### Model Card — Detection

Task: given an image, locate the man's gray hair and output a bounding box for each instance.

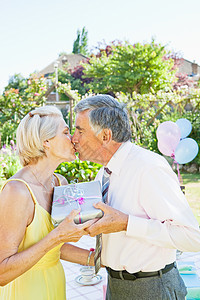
[74,94,132,143]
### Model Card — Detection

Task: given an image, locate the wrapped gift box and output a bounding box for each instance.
[51,180,103,226]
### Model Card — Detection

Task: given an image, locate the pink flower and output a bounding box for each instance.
[28,80,31,85]
[1,163,7,168]
[34,92,40,96]
[10,140,15,145]
[41,87,45,90]
[13,103,15,107]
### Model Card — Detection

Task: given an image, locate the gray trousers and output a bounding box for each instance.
[106,265,187,300]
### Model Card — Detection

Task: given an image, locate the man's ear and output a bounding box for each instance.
[102,129,112,144]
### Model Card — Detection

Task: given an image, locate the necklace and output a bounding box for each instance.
[28,166,54,193]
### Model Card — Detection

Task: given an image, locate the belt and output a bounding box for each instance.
[106,262,175,281]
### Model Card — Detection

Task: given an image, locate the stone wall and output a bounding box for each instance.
[179,163,200,174]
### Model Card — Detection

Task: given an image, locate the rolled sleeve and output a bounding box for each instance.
[126,164,200,252]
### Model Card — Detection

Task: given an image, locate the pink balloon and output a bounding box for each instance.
[156,121,181,156]
[157,141,174,156]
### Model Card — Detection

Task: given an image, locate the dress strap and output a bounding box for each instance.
[1,179,37,205]
[53,173,62,186]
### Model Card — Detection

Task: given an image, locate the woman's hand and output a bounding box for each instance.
[55,209,95,243]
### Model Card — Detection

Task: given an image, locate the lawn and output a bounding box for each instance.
[182,173,200,224]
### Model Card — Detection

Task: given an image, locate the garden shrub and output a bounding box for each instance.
[55,159,102,183]
[115,89,200,170]
[0,142,21,181]
[0,142,101,183]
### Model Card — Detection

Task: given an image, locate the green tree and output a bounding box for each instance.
[83,40,176,95]
[0,73,80,144]
[4,73,28,94]
[72,27,88,56]
[0,74,47,144]
[56,68,88,96]
[116,88,200,166]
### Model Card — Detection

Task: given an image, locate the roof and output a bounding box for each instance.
[38,54,200,79]
[38,53,88,77]
[178,58,200,76]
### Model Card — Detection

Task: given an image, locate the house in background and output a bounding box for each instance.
[38,54,200,104]
[38,53,87,78]
[178,59,200,80]
[38,53,87,103]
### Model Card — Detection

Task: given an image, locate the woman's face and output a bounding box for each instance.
[47,117,76,162]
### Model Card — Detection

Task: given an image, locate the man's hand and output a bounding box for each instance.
[85,202,128,237]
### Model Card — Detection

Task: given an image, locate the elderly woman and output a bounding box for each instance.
[0,106,94,300]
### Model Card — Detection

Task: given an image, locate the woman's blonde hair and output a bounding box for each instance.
[16,106,63,166]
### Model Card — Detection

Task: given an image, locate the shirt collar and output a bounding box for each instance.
[106,141,133,176]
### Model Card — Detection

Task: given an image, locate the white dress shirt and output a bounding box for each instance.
[95,141,200,273]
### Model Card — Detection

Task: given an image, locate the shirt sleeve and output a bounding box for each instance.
[126,164,200,252]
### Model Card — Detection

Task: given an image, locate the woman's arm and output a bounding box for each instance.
[0,181,89,286]
[60,243,95,266]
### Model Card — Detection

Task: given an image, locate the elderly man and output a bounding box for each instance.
[72,94,200,300]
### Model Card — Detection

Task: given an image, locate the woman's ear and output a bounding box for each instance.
[102,129,112,144]
[43,140,50,150]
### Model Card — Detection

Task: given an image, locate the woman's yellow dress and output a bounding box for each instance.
[0,178,66,300]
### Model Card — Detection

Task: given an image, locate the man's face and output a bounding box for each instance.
[72,110,105,163]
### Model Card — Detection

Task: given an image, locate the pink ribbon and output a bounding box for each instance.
[55,197,65,205]
[54,195,101,205]
[171,153,181,183]
[53,195,101,224]
[76,197,85,205]
[54,196,86,205]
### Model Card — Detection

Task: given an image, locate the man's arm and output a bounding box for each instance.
[87,166,200,253]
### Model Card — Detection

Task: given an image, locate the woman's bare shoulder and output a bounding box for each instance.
[1,179,28,193]
[0,179,33,208]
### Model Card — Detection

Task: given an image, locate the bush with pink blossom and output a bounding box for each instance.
[0,141,21,184]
